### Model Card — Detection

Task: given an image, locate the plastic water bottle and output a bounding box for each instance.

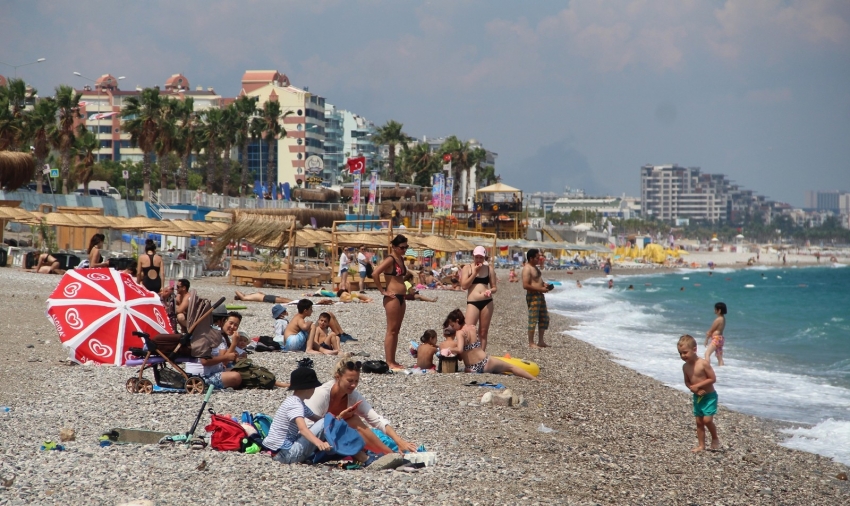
[1,407,10,418]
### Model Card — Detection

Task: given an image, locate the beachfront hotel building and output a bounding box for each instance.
[74,73,221,164]
[640,164,728,224]
[239,71,326,187]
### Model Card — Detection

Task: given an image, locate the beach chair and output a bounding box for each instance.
[124,292,226,394]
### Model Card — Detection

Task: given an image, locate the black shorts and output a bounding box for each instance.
[263,294,276,304]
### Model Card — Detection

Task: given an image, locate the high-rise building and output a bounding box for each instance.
[640,164,728,223]
[323,103,344,183]
[804,190,845,212]
[341,110,377,169]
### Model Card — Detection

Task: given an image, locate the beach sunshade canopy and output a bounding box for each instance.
[210,214,296,258]
[421,235,461,252]
[204,210,233,223]
[46,268,174,366]
[476,183,521,193]
[0,206,33,221]
[44,213,90,228]
[335,231,390,248]
[0,151,36,191]
[116,216,161,230]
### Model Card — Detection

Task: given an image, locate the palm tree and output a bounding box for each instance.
[438,136,486,208]
[73,129,99,193]
[399,143,438,186]
[24,97,58,193]
[373,120,409,181]
[259,100,291,196]
[0,78,35,151]
[51,85,83,194]
[173,97,196,191]
[198,107,227,193]
[121,87,163,201]
[155,97,179,192]
[233,96,258,196]
[218,104,239,197]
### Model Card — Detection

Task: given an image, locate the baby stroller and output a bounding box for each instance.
[125,292,226,394]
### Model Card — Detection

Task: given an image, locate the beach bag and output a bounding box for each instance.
[231,358,277,389]
[252,413,273,439]
[362,360,390,374]
[255,336,282,352]
[311,413,365,464]
[364,262,374,279]
[205,412,247,452]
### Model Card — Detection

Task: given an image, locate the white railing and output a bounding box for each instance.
[158,189,347,211]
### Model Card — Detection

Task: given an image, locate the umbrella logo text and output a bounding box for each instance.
[123,278,148,298]
[65,309,84,330]
[88,339,113,358]
[86,273,111,282]
[49,314,66,338]
[63,282,82,298]
[153,308,166,328]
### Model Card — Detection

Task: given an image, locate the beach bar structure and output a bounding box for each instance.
[452,183,525,240]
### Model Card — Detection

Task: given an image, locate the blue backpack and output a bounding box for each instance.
[252,413,273,439]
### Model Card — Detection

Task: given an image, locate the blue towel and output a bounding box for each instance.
[339,333,357,343]
[311,413,365,464]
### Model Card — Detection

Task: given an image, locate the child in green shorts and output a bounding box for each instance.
[677,334,721,452]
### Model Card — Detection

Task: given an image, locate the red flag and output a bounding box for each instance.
[346,156,366,175]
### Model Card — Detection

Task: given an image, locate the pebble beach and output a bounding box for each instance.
[1,267,848,505]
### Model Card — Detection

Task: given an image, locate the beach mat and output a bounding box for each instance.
[226,304,248,310]
[102,428,172,445]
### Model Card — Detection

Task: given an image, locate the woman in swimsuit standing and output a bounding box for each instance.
[371,234,409,370]
[460,245,497,351]
[137,239,164,294]
[442,309,538,380]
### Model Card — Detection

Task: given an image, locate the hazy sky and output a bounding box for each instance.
[3,0,849,206]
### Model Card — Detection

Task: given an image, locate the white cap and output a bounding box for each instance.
[473,246,486,257]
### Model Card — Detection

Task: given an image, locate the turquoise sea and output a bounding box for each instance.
[547,264,850,465]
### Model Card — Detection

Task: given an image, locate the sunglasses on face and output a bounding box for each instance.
[345,361,362,371]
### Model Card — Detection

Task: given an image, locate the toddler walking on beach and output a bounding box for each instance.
[678,334,720,452]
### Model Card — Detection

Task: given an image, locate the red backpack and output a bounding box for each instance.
[204,412,247,451]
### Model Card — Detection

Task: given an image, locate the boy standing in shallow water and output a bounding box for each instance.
[704,302,727,366]
[678,334,720,452]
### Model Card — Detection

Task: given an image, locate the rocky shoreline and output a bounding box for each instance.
[0,267,848,505]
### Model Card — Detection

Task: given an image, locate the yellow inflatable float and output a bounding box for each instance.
[496,353,541,377]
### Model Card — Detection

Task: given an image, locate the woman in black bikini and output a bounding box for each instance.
[460,245,497,351]
[137,239,164,294]
[371,234,409,370]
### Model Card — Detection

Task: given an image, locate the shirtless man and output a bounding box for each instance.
[234,290,293,304]
[306,312,341,355]
[175,278,191,332]
[282,299,313,352]
[704,302,727,366]
[522,248,553,348]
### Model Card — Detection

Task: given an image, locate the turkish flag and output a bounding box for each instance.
[346,156,366,174]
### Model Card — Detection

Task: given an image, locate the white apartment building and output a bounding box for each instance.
[640,164,727,223]
[240,71,326,187]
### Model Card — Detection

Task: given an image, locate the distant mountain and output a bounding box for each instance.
[500,140,611,195]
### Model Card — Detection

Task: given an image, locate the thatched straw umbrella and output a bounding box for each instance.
[0,152,36,191]
[210,214,296,260]
[233,208,344,229]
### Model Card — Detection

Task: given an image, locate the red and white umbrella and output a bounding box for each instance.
[46,268,174,366]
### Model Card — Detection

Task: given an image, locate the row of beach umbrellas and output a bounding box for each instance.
[0,208,226,238]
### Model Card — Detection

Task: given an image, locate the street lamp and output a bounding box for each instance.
[0,57,46,78]
[74,72,125,161]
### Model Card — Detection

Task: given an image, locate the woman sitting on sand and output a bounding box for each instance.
[305,356,419,455]
[442,309,539,381]
[79,233,109,269]
[32,253,64,274]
